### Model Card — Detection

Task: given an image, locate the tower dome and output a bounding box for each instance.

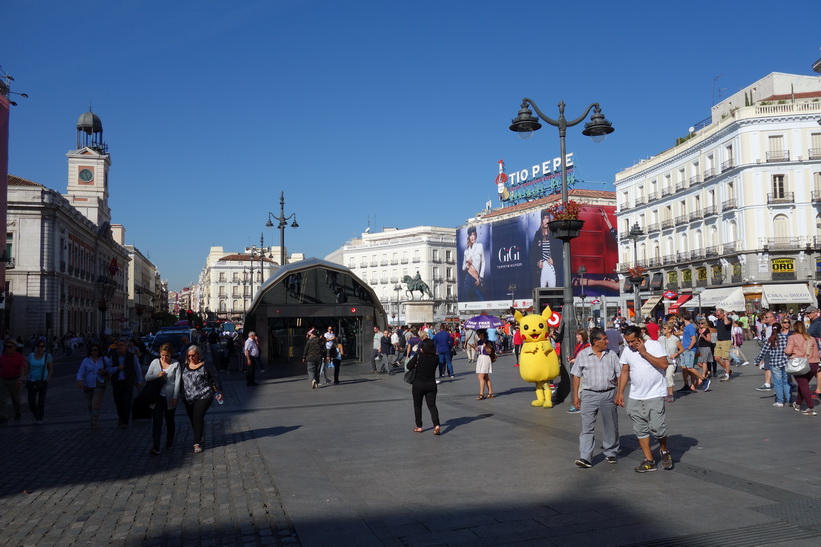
[76,111,103,134]
[75,109,107,152]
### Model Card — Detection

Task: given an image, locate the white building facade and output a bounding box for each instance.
[198,246,279,321]
[327,226,458,324]
[615,72,821,315]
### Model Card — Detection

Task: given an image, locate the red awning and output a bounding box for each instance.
[668,294,693,313]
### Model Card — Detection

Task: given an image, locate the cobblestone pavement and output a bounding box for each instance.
[3,343,821,546]
[0,367,299,546]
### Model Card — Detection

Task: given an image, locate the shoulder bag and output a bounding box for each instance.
[404,354,418,384]
[786,337,812,375]
[25,353,48,390]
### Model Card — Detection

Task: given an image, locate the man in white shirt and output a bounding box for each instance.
[615,325,673,473]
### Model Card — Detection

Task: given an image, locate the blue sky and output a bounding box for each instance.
[5,0,820,291]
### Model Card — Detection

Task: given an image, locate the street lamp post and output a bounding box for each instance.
[394,283,403,326]
[509,99,614,367]
[629,222,644,324]
[265,191,299,267]
[507,284,517,311]
[577,265,587,327]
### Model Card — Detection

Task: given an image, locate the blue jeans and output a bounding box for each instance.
[438,351,454,377]
[771,366,790,404]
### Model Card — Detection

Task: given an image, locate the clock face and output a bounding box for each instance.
[79,168,94,182]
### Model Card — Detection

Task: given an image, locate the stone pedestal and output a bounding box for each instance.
[404,301,436,325]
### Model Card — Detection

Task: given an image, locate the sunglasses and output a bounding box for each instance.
[187,354,199,358]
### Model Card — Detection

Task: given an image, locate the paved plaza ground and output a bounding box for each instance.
[1,340,820,546]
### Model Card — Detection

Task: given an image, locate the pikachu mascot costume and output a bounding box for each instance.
[514,306,561,408]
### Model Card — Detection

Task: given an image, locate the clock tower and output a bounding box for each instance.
[65,110,111,226]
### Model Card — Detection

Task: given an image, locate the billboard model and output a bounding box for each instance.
[457,205,618,312]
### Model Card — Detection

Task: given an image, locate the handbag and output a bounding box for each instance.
[139,376,167,404]
[786,338,812,375]
[404,354,418,384]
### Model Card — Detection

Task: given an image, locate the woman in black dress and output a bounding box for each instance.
[407,338,441,435]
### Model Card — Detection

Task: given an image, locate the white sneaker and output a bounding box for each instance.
[773,402,784,408]
[311,379,317,389]
[741,361,749,366]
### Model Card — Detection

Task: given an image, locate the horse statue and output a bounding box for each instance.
[402,273,433,300]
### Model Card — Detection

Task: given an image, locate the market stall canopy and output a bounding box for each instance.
[697,287,745,312]
[668,294,692,313]
[761,284,815,307]
[640,295,663,316]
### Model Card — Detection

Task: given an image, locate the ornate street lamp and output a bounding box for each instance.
[265,191,299,267]
[577,265,587,326]
[509,99,614,366]
[628,222,645,323]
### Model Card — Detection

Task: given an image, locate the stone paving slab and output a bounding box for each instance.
[2,340,820,546]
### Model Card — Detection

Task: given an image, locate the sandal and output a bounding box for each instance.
[476,394,487,400]
[193,444,203,454]
[433,426,441,436]
[487,393,495,399]
[413,427,423,433]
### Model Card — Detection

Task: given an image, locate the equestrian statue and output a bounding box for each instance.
[402,272,433,300]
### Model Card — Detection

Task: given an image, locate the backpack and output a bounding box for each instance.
[397,332,406,349]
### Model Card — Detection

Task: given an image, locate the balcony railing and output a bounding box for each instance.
[767,192,794,204]
[647,191,659,202]
[689,210,703,221]
[721,159,735,172]
[661,187,672,197]
[431,258,442,264]
[359,261,368,268]
[675,215,688,226]
[689,174,702,185]
[647,223,660,233]
[369,278,378,285]
[762,237,801,250]
[412,257,421,263]
[705,245,720,258]
[676,251,690,262]
[703,204,717,216]
[380,260,388,266]
[809,148,821,160]
[379,277,388,284]
[620,201,631,211]
[723,241,738,254]
[648,257,662,267]
[400,258,409,264]
[663,254,675,265]
[370,261,378,267]
[675,181,688,192]
[722,198,737,211]
[634,196,646,206]
[390,259,398,265]
[390,277,399,283]
[812,190,821,202]
[766,150,790,162]
[661,219,674,229]
[814,236,821,249]
[703,167,716,181]
[691,249,705,260]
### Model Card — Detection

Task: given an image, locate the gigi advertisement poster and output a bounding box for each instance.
[457,205,619,310]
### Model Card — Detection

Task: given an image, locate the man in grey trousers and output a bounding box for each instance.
[571,328,621,468]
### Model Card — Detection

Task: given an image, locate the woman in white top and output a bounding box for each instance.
[461,226,485,301]
[145,343,182,455]
[662,323,684,402]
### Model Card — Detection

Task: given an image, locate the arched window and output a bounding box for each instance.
[232,299,239,311]
[694,229,703,251]
[219,300,226,312]
[710,226,719,247]
[773,214,789,239]
[666,237,674,256]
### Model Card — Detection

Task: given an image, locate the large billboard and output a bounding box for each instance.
[457,205,619,312]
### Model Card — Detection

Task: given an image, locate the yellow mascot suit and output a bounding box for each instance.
[515,306,561,408]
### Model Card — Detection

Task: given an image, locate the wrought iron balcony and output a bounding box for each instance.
[767,192,794,204]
[661,187,672,197]
[722,198,737,211]
[703,167,716,181]
[762,237,801,250]
[675,215,688,226]
[689,210,703,221]
[812,191,821,203]
[647,191,659,202]
[620,201,631,211]
[676,251,691,262]
[703,205,717,216]
[647,223,660,233]
[691,249,705,260]
[810,148,821,160]
[663,254,675,265]
[766,150,790,162]
[705,246,720,258]
[634,196,646,206]
[723,241,738,254]
[721,159,735,172]
[689,174,702,185]
[390,259,398,265]
[648,257,662,267]
[661,219,674,229]
[675,181,688,192]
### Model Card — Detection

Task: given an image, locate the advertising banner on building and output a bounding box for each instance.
[457,205,618,312]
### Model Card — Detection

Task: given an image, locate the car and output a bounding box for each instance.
[149,329,197,359]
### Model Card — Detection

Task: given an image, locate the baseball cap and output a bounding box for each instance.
[805,306,818,314]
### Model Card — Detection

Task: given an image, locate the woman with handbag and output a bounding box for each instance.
[76,344,115,429]
[145,344,182,455]
[406,338,441,435]
[181,345,222,453]
[784,320,818,415]
[754,318,792,407]
[23,340,53,424]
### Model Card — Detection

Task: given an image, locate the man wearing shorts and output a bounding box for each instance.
[616,325,673,473]
[678,312,710,392]
[714,308,733,381]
